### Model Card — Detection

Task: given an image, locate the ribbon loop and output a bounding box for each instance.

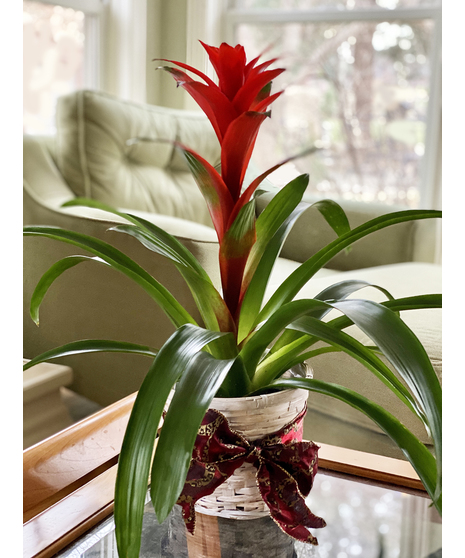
[176,405,326,544]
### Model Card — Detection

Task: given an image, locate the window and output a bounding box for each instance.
[224,0,442,209]
[23,0,102,135]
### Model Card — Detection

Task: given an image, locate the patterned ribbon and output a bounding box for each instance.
[176,405,326,545]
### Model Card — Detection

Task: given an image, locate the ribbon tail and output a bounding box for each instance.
[256,459,326,545]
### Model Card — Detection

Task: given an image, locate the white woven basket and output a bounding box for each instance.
[194,379,310,520]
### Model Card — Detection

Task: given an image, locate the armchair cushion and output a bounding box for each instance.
[54,90,220,227]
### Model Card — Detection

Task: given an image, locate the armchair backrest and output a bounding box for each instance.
[54,90,221,227]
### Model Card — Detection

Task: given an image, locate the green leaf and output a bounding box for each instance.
[239,203,351,342]
[269,377,440,514]
[331,299,442,499]
[63,198,211,281]
[23,340,158,370]
[237,199,310,343]
[24,226,196,328]
[114,324,229,558]
[110,225,235,333]
[223,200,256,250]
[258,209,441,324]
[215,354,252,397]
[287,316,427,424]
[268,279,396,356]
[242,174,309,287]
[311,199,351,238]
[29,255,108,325]
[151,351,236,522]
[240,299,327,379]
[250,309,426,428]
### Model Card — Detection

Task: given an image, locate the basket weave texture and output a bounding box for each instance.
[194,387,309,520]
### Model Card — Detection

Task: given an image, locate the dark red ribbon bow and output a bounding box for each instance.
[176,405,326,545]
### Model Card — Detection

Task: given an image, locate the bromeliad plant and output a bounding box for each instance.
[24,42,442,556]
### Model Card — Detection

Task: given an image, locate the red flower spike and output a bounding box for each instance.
[221,111,270,202]
[178,144,234,241]
[252,89,284,113]
[163,41,286,319]
[161,67,237,142]
[247,58,280,80]
[219,231,256,321]
[219,201,257,320]
[232,68,285,114]
[154,58,218,88]
[200,42,247,101]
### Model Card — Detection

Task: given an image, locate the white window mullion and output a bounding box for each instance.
[84,14,101,89]
[102,0,147,103]
[419,11,442,210]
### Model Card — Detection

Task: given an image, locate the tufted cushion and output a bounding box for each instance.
[55,90,220,227]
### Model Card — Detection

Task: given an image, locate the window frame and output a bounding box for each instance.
[221,2,442,209]
[24,0,104,91]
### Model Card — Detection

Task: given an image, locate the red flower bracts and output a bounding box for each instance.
[158,42,285,320]
[176,407,326,545]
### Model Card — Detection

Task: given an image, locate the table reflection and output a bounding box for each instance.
[55,473,441,558]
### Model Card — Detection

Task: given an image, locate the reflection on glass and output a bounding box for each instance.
[55,474,441,557]
[23,1,85,135]
[235,19,434,207]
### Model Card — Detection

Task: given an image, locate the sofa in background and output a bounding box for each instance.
[24,90,441,459]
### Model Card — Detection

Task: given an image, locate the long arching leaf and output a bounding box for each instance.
[331,298,442,499]
[268,279,396,356]
[63,197,212,282]
[24,226,196,328]
[110,225,235,333]
[269,377,440,514]
[237,200,311,342]
[114,324,230,558]
[258,209,441,324]
[239,198,352,341]
[253,315,426,426]
[23,340,158,370]
[29,255,108,325]
[240,299,328,377]
[151,351,236,522]
[241,174,309,295]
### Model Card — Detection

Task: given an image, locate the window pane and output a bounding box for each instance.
[237,19,435,207]
[23,1,86,134]
[232,0,441,9]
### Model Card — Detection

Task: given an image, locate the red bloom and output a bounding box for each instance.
[159,42,285,322]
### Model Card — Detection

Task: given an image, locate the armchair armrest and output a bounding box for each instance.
[23,135,76,213]
[256,190,439,270]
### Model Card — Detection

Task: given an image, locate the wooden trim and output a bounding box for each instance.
[23,392,136,523]
[23,397,427,558]
[23,465,117,558]
[316,442,425,494]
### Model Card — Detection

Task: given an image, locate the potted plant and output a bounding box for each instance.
[24,42,441,557]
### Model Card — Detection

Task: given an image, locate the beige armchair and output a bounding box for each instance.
[24,90,441,459]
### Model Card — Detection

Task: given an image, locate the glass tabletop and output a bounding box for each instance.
[54,470,441,558]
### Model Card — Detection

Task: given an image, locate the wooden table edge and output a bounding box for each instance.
[23,397,427,557]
